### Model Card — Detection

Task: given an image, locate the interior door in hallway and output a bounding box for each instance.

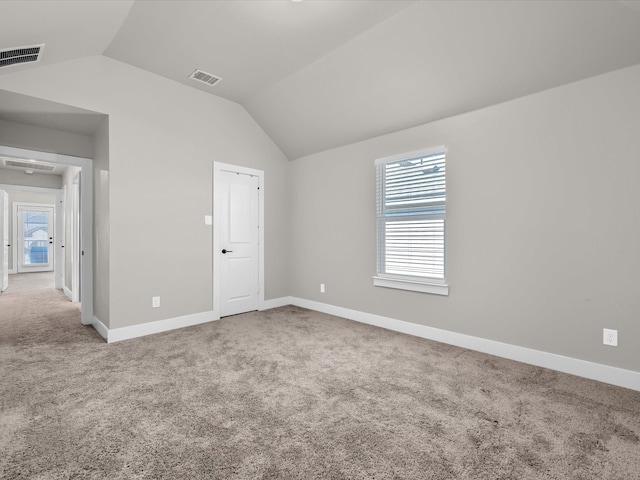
[17,205,55,273]
[218,170,260,317]
[0,190,8,292]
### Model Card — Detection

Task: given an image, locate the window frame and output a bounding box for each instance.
[373,146,449,296]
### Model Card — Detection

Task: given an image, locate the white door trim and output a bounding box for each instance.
[0,189,8,292]
[0,184,62,275]
[213,162,264,320]
[55,188,65,290]
[0,145,93,325]
[71,173,80,303]
[13,202,56,273]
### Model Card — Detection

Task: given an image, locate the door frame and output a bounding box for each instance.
[212,161,264,320]
[13,202,56,273]
[55,187,65,290]
[71,172,80,303]
[0,185,61,276]
[0,189,8,292]
[0,145,93,325]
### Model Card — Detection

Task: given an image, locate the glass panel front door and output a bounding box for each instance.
[17,205,55,273]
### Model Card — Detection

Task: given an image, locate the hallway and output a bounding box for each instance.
[1,271,55,295]
[0,272,85,345]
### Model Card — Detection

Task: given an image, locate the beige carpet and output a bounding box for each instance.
[2,271,55,294]
[1,284,639,479]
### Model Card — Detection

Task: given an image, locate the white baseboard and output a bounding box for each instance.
[100,310,219,343]
[91,316,109,341]
[97,300,290,344]
[282,297,640,392]
[261,296,293,310]
[87,296,639,391]
[63,286,73,301]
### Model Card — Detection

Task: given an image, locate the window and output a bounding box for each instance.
[374,146,448,295]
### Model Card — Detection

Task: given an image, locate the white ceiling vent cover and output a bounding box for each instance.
[189,69,222,87]
[0,44,45,68]
[3,159,55,171]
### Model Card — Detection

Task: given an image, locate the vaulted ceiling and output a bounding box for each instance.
[2,0,640,160]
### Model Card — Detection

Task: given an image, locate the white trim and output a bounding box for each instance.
[71,174,80,303]
[63,286,73,301]
[0,184,62,194]
[375,145,446,166]
[13,202,56,274]
[97,310,218,343]
[373,276,449,295]
[86,294,640,391]
[212,161,265,319]
[0,189,7,291]
[0,145,93,325]
[261,296,293,310]
[91,316,109,341]
[55,187,65,290]
[1,185,63,275]
[92,302,293,342]
[286,297,640,392]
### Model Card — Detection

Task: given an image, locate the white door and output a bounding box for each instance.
[0,190,8,292]
[17,205,55,273]
[217,169,260,317]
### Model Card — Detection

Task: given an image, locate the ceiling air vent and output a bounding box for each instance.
[0,44,44,68]
[4,159,56,172]
[189,69,222,87]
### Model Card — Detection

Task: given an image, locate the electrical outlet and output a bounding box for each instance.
[603,328,618,347]
[320,283,325,293]
[152,296,161,308]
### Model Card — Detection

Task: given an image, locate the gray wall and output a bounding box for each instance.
[1,53,636,376]
[289,64,640,373]
[0,167,62,189]
[0,118,94,159]
[0,55,290,329]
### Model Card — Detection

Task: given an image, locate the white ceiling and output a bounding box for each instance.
[1,0,640,159]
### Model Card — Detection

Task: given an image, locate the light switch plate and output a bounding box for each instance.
[205,215,212,225]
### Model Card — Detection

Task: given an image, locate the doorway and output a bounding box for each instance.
[15,203,55,273]
[213,162,264,318]
[0,145,93,325]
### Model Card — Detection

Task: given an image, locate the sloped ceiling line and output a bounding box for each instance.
[1,0,640,159]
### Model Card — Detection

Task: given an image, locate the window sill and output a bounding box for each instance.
[373,276,449,296]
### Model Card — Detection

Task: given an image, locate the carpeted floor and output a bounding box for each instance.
[1,281,639,479]
[2,271,55,294]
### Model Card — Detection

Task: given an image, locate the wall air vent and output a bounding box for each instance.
[0,44,45,68]
[189,69,222,87]
[3,159,56,172]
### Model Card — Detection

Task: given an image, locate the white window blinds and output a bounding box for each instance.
[376,147,446,283]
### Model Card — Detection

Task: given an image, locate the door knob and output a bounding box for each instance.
[221,249,233,254]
